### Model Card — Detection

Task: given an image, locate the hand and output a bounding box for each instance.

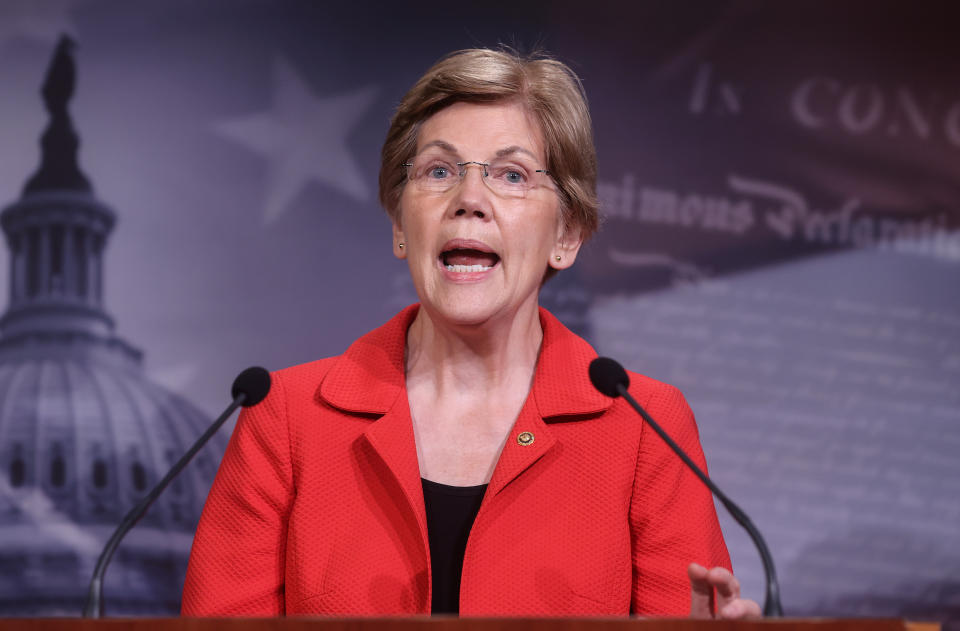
[688,563,762,620]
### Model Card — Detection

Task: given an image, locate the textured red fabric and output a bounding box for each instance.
[181,305,730,617]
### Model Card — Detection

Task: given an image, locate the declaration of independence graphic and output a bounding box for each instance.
[0,1,956,625]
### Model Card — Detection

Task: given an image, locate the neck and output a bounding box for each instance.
[405,300,543,398]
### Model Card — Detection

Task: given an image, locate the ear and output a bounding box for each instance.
[549,224,583,271]
[392,220,407,259]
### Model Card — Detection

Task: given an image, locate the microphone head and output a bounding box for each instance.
[231,366,271,407]
[589,357,630,398]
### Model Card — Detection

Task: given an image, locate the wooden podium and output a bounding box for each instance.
[0,619,941,631]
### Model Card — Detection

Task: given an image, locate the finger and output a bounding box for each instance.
[719,599,744,619]
[707,566,740,602]
[687,562,709,582]
[687,563,714,618]
[720,598,763,620]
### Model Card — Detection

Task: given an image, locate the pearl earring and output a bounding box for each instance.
[398,243,404,249]
[555,255,561,261]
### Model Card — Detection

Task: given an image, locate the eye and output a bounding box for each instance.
[418,159,456,180]
[491,163,530,186]
[504,169,525,184]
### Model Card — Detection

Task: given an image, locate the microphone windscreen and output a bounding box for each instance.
[589,357,630,398]
[231,366,271,407]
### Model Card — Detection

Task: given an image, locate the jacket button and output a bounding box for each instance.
[517,431,535,446]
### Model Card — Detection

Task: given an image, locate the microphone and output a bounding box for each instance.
[82,366,272,618]
[589,357,783,617]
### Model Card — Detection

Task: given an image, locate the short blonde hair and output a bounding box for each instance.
[379,48,598,241]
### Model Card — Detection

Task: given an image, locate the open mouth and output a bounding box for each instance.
[440,248,501,273]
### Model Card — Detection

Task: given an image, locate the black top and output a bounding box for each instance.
[421,477,487,615]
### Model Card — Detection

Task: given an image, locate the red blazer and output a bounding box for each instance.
[182,305,730,616]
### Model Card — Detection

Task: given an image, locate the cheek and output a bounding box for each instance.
[517,205,563,254]
[403,223,436,268]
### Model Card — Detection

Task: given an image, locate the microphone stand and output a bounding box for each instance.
[616,382,783,617]
[82,393,247,618]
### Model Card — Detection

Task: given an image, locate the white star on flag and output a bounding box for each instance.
[215,56,378,223]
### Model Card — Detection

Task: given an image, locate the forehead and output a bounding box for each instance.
[416,100,545,160]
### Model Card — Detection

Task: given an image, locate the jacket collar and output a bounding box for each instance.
[319,304,611,419]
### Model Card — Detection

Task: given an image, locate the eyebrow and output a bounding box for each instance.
[494,145,540,161]
[417,141,541,162]
[419,140,459,155]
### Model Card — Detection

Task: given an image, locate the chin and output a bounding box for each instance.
[412,272,539,329]
[431,301,497,327]
[422,289,541,332]
[418,293,504,329]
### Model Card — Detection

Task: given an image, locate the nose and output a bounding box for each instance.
[450,162,491,220]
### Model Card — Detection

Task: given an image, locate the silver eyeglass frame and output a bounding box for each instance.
[400,160,551,186]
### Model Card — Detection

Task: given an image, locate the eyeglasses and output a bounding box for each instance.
[402,152,552,198]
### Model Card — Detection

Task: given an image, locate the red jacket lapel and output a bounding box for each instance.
[314,303,615,569]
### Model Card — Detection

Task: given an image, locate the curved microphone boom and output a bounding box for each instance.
[82,366,271,618]
[589,357,783,617]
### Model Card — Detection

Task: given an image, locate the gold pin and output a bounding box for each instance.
[517,431,535,446]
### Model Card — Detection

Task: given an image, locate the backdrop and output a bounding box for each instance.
[0,0,957,624]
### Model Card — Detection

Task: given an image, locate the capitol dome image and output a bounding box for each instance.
[0,37,226,615]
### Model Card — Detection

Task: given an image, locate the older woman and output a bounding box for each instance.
[182,48,759,619]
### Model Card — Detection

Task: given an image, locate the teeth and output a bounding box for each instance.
[446,264,491,273]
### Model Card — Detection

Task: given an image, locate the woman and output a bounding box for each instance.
[182,48,760,619]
